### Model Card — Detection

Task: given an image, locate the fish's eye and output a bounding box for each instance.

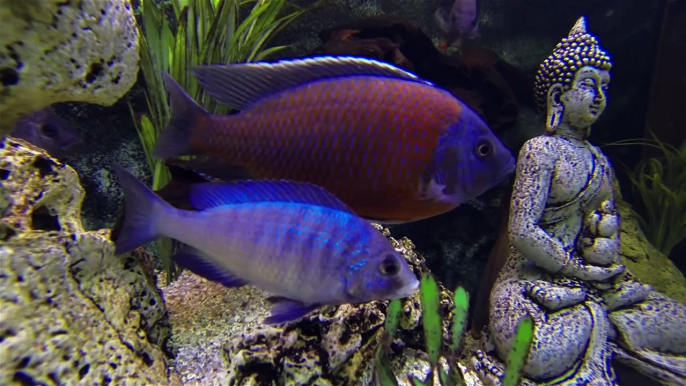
[378,254,400,276]
[476,140,492,158]
[40,123,59,138]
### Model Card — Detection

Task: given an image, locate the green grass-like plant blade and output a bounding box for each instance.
[409,375,428,386]
[372,299,403,386]
[450,286,469,354]
[503,315,534,386]
[603,133,686,256]
[419,273,442,368]
[373,346,400,386]
[385,299,402,340]
[439,367,453,386]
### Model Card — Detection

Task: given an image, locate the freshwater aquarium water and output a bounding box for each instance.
[0,0,684,385]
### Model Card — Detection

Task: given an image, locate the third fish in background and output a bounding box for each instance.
[434,0,480,49]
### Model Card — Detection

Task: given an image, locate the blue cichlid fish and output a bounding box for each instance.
[153,56,515,224]
[434,0,480,48]
[112,163,420,324]
[11,107,83,159]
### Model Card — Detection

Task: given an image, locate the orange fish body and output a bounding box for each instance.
[155,57,515,223]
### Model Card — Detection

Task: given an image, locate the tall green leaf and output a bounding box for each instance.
[503,315,534,386]
[420,273,443,367]
[450,287,469,354]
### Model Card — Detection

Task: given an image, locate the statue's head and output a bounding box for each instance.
[534,17,613,134]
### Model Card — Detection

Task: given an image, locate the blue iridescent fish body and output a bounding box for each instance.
[112,164,419,324]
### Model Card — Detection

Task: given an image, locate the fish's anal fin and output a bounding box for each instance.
[173,246,248,288]
[189,180,355,215]
[192,56,432,111]
[263,298,321,325]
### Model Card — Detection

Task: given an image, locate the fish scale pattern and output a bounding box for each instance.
[200,76,463,221]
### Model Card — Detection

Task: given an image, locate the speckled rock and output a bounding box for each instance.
[225,302,386,386]
[221,226,479,385]
[0,0,139,135]
[397,356,483,386]
[0,138,84,235]
[162,271,272,385]
[618,199,686,304]
[162,225,481,385]
[0,137,177,385]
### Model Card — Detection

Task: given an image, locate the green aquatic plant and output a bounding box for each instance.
[130,0,315,281]
[373,273,468,386]
[373,273,532,385]
[604,134,686,256]
[503,315,533,386]
[374,297,402,385]
[133,0,314,187]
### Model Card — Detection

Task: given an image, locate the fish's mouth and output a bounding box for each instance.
[396,279,420,298]
[497,158,517,180]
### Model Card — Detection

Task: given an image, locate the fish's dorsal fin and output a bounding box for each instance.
[188,179,356,214]
[192,56,432,110]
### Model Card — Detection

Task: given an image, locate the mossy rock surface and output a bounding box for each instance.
[618,200,686,304]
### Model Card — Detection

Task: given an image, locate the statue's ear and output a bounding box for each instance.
[546,84,564,133]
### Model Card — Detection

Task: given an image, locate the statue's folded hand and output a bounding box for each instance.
[562,260,625,282]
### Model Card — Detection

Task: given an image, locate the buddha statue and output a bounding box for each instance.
[469,17,686,385]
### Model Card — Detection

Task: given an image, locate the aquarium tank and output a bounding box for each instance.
[1,0,685,385]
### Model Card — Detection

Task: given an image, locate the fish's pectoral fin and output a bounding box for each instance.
[173,246,248,288]
[433,7,451,34]
[263,298,320,325]
[265,296,291,304]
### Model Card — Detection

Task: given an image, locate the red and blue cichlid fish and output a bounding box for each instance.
[154,56,515,223]
[112,164,419,324]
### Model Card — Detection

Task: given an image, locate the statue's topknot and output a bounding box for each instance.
[534,17,613,112]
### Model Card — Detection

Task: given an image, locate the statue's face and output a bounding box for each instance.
[560,66,610,128]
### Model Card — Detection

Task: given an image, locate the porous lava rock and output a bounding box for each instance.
[222,226,480,385]
[0,0,139,136]
[0,137,177,385]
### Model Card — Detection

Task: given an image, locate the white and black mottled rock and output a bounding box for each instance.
[219,228,481,386]
[0,137,178,385]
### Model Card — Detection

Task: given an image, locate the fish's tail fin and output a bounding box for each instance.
[112,163,173,255]
[153,72,209,159]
